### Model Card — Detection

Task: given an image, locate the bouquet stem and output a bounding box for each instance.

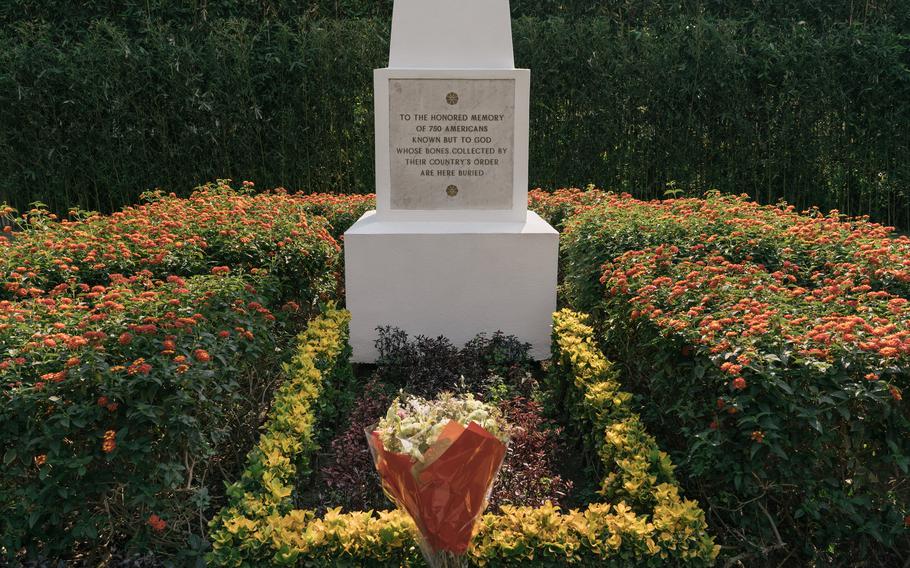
[420,544,467,568]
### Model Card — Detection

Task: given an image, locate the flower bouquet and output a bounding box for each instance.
[367,393,509,568]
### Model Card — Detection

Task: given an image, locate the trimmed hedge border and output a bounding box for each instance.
[0,271,284,559]
[559,190,910,563]
[206,308,718,567]
[0,184,348,560]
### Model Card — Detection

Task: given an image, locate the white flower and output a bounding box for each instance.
[375,392,509,462]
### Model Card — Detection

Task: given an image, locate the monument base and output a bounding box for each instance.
[344,211,558,362]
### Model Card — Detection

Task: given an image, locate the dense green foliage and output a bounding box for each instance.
[1,4,909,227]
[558,191,910,564]
[2,1,906,28]
[0,185,342,561]
[5,185,908,563]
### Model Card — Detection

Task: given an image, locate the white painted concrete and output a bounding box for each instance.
[345,211,558,362]
[344,0,558,362]
[389,0,514,69]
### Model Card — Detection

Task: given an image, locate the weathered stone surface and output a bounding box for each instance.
[389,78,515,210]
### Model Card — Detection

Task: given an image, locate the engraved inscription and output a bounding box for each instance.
[389,79,515,210]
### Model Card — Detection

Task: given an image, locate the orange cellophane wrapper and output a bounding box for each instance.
[368,420,507,556]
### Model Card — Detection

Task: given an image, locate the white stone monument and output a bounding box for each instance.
[344,0,558,362]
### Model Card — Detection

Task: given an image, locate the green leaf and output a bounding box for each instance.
[3,448,16,465]
[771,377,793,395]
[770,444,788,460]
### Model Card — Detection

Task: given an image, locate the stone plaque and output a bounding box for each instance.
[389,78,515,210]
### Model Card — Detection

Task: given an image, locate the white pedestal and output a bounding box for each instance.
[344,211,558,362]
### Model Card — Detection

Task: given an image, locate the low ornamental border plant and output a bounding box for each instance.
[206,309,718,567]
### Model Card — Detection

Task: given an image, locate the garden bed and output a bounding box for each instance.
[207,308,718,566]
[0,183,347,563]
[558,190,910,564]
[294,334,588,518]
[6,184,907,565]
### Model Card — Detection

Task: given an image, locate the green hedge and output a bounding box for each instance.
[560,192,910,565]
[0,184,343,561]
[2,1,906,28]
[1,16,909,228]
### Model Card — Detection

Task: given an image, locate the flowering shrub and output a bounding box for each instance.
[561,192,910,563]
[0,180,342,307]
[0,270,281,560]
[561,192,910,319]
[0,183,350,562]
[208,309,718,566]
[290,192,375,240]
[527,187,610,231]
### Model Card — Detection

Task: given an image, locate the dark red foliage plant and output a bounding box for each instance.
[488,397,573,511]
[320,388,574,514]
[320,379,394,512]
